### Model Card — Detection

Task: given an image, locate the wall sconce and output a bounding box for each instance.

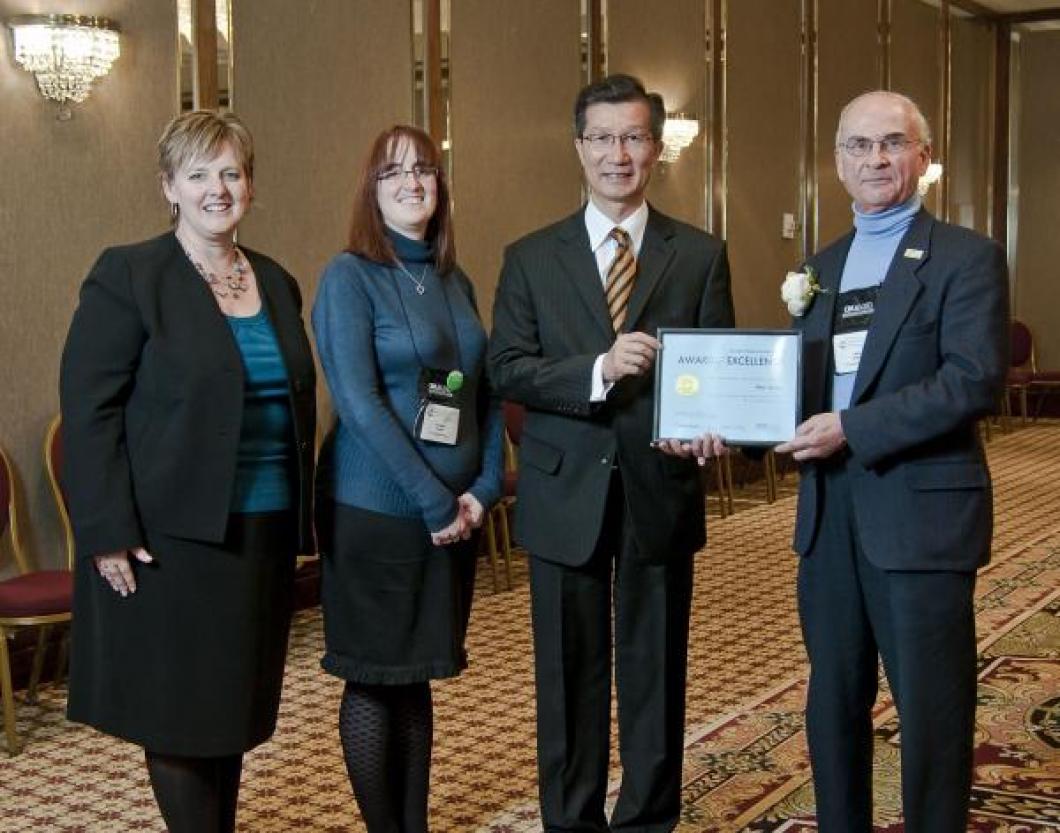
[660,113,699,163]
[918,162,943,196]
[5,14,121,120]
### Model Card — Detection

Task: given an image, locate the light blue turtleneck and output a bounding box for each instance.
[832,195,921,411]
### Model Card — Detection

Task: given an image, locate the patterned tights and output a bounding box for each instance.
[339,681,433,833]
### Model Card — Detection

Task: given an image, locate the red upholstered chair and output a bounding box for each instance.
[483,402,524,592]
[1006,320,1060,424]
[0,418,74,755]
[1005,320,1035,426]
[1022,325,1060,419]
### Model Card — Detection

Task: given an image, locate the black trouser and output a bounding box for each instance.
[530,471,695,833]
[798,463,977,833]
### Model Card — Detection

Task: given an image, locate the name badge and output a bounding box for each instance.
[419,403,460,445]
[833,330,867,375]
[832,284,879,376]
[415,366,464,446]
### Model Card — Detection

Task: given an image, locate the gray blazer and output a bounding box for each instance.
[792,209,1009,570]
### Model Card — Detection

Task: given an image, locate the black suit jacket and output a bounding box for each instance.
[792,210,1008,570]
[60,232,316,558]
[488,206,734,566]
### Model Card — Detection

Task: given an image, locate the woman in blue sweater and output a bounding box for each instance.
[313,125,503,832]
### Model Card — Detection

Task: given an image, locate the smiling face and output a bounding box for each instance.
[375,137,438,240]
[575,100,661,222]
[162,140,252,245]
[835,93,931,213]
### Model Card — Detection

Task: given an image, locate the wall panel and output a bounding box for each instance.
[725,0,802,327]
[1014,30,1060,367]
[233,0,413,302]
[608,0,707,227]
[891,0,941,213]
[948,16,993,233]
[449,0,582,324]
[0,0,177,572]
[816,0,880,246]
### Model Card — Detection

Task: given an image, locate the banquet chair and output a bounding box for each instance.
[1006,319,1060,424]
[0,419,74,755]
[483,402,523,592]
[1022,325,1060,419]
[710,453,735,517]
[1006,320,1035,426]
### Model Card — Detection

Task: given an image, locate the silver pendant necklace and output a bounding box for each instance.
[179,238,249,299]
[395,261,429,295]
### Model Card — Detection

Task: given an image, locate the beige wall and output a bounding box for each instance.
[949,16,993,233]
[817,0,879,246]
[891,0,942,216]
[725,0,803,327]
[449,0,582,324]
[233,0,413,303]
[608,0,707,227]
[1014,30,1060,368]
[0,0,177,574]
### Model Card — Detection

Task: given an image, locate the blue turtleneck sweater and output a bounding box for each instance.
[312,230,503,531]
[832,196,921,411]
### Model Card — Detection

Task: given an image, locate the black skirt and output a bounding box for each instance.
[317,500,477,684]
[67,512,297,757]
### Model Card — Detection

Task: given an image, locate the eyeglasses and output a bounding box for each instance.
[579,132,655,152]
[376,164,439,183]
[837,134,921,157]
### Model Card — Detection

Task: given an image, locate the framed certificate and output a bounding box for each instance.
[653,329,802,446]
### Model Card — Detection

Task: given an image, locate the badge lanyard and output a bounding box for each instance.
[392,263,467,446]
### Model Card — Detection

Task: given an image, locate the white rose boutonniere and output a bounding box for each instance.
[781,266,826,317]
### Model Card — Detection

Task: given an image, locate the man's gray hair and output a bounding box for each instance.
[835,91,933,147]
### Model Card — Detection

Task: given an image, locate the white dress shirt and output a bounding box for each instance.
[586,199,649,401]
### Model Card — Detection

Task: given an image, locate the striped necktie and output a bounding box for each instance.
[605,227,636,333]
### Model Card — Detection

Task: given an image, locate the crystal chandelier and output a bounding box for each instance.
[6,15,121,120]
[661,114,700,164]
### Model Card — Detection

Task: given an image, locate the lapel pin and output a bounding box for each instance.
[903,248,924,260]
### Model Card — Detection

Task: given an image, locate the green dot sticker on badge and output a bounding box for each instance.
[446,370,464,392]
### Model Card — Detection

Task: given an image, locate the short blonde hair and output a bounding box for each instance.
[157,110,255,182]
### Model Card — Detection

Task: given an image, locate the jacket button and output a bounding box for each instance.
[299,440,309,452]
[600,456,609,465]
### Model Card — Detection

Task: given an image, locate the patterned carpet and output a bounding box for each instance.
[1,423,1057,832]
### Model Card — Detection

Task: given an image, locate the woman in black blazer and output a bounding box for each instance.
[60,111,315,833]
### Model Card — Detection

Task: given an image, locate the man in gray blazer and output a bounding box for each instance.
[488,74,734,832]
[776,91,1008,832]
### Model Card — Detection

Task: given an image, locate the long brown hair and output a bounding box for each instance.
[346,125,455,276]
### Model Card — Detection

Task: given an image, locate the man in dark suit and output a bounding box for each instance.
[775,91,1008,832]
[488,74,734,833]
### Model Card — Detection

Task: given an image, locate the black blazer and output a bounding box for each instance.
[60,232,316,558]
[488,206,734,566]
[792,210,1008,570]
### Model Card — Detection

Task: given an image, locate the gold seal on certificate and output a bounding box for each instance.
[674,375,699,396]
[653,329,802,446]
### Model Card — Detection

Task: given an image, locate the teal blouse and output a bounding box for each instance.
[226,308,293,512]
